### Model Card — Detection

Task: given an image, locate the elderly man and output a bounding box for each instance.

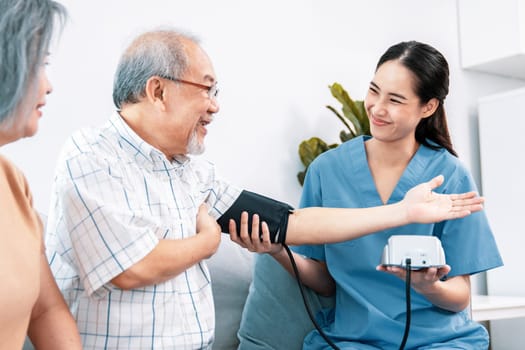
[46,30,232,349]
[45,28,484,349]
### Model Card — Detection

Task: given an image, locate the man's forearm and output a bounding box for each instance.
[111,233,219,289]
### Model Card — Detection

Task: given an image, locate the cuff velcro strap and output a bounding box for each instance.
[217,190,294,244]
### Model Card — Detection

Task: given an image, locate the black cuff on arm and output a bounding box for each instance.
[217,190,294,244]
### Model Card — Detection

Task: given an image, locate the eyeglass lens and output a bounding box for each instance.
[209,84,219,99]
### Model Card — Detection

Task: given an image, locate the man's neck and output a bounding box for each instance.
[118,106,185,161]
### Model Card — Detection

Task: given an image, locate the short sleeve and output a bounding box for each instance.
[51,148,158,296]
[189,159,242,220]
[0,155,43,242]
[437,171,503,277]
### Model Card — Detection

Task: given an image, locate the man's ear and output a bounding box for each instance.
[144,76,167,110]
[422,98,439,118]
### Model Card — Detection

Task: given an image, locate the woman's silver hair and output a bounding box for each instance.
[113,29,200,109]
[0,0,66,128]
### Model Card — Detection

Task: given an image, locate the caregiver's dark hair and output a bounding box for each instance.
[376,41,457,157]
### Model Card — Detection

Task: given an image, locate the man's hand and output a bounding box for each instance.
[228,211,283,256]
[196,204,221,257]
[403,175,484,223]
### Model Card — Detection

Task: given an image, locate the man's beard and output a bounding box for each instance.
[187,128,205,155]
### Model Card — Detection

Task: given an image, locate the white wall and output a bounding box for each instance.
[4,0,524,210]
[3,0,524,312]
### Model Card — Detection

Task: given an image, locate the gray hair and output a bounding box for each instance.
[112,29,200,109]
[0,0,66,127]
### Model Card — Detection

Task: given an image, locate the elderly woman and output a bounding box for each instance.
[0,0,81,349]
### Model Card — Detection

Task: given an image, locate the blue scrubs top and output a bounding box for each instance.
[294,136,503,350]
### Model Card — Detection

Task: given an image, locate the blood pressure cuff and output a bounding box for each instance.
[217,190,294,244]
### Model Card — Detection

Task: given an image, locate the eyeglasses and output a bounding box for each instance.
[161,76,219,100]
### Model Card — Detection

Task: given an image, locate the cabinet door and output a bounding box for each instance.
[479,88,525,350]
[458,0,525,79]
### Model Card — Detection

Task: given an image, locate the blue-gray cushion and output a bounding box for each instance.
[208,237,254,350]
[238,253,335,350]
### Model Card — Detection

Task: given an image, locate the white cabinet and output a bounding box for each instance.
[458,0,525,79]
[460,2,525,347]
[478,87,525,350]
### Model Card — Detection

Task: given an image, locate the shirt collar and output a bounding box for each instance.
[107,112,190,170]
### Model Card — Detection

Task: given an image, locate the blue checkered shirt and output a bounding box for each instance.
[45,112,241,349]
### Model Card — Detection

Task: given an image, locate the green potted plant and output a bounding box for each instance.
[297,82,371,185]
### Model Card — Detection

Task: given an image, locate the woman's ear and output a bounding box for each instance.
[422,98,439,118]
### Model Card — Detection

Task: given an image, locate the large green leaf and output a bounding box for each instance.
[339,130,352,142]
[298,137,330,168]
[326,105,354,137]
[330,83,364,135]
[296,83,370,186]
[297,138,338,185]
[297,170,307,186]
[353,100,370,135]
